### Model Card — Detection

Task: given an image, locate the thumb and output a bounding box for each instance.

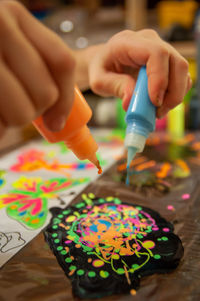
[90,71,135,109]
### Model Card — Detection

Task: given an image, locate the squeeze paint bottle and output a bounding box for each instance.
[125,66,156,184]
[33,86,102,173]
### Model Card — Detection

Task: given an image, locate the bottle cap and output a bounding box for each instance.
[124,132,146,153]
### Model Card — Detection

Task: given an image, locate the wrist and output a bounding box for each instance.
[73,44,103,90]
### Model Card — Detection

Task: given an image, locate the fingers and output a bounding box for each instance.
[0,60,35,127]
[0,12,59,117]
[157,51,189,118]
[12,2,75,131]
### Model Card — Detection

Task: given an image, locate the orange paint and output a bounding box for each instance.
[33,86,101,173]
[31,218,40,224]
[135,160,156,171]
[117,156,147,172]
[130,289,137,296]
[156,163,171,178]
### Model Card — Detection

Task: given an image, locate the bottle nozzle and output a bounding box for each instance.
[88,153,102,174]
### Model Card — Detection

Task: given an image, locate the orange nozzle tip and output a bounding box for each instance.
[89,154,102,174]
[97,160,102,174]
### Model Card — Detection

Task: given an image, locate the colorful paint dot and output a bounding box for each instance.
[88,271,96,277]
[57,246,63,251]
[75,244,81,248]
[99,270,109,278]
[58,214,63,218]
[69,265,76,271]
[75,202,85,208]
[63,210,70,215]
[52,233,58,238]
[142,240,155,249]
[163,228,170,232]
[111,254,120,260]
[162,236,168,241]
[66,215,76,222]
[52,225,58,229]
[93,259,105,268]
[54,239,60,244]
[88,258,92,263]
[182,193,190,200]
[167,205,175,211]
[137,234,143,239]
[77,269,85,276]
[61,250,67,255]
[132,264,139,270]
[154,254,161,259]
[65,240,72,244]
[65,258,72,263]
[117,268,125,275]
[130,289,137,296]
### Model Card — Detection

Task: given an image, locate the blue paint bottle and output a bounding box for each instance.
[125,66,156,185]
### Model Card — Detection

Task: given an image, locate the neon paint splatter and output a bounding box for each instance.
[167,205,175,211]
[0,176,89,229]
[45,194,183,299]
[10,149,95,176]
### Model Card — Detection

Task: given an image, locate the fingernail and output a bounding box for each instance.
[47,115,66,132]
[156,90,165,107]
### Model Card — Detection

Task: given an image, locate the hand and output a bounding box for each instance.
[0,0,75,135]
[89,30,192,118]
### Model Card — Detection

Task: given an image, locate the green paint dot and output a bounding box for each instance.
[65,258,72,263]
[54,239,60,244]
[132,264,139,270]
[136,206,142,210]
[114,198,121,204]
[52,233,57,238]
[88,271,96,277]
[99,199,105,203]
[100,270,109,278]
[52,225,58,229]
[53,218,61,224]
[154,254,161,259]
[63,210,70,215]
[75,202,85,208]
[117,268,125,275]
[58,214,63,218]
[57,246,63,251]
[69,265,76,271]
[157,238,162,241]
[162,236,168,241]
[61,250,67,255]
[77,269,85,276]
[137,234,143,239]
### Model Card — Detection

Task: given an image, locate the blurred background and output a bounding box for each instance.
[2,0,200,149]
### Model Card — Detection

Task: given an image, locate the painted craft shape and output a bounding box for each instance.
[10,149,95,176]
[0,232,25,253]
[45,194,184,299]
[0,176,90,230]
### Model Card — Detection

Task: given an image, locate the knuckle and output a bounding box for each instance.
[43,85,59,108]
[140,29,159,38]
[90,78,103,94]
[1,0,23,13]
[12,110,35,126]
[178,58,189,73]
[156,46,169,58]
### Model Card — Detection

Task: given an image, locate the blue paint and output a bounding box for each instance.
[90,224,98,232]
[19,211,27,216]
[38,211,45,218]
[98,219,111,229]
[125,66,156,184]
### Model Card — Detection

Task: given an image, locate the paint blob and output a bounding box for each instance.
[45,194,183,299]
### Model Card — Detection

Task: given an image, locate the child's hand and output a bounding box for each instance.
[89,30,192,118]
[0,0,75,134]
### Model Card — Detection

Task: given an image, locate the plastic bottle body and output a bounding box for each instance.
[125,66,156,152]
[33,86,98,162]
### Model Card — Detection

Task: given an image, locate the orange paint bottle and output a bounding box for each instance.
[33,86,102,173]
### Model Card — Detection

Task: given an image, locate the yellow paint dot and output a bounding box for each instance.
[66,215,76,222]
[143,240,155,249]
[111,254,120,260]
[93,259,104,268]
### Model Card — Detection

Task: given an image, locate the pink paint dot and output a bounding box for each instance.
[163,228,170,232]
[182,193,190,200]
[152,227,159,231]
[167,205,175,211]
[65,240,72,244]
